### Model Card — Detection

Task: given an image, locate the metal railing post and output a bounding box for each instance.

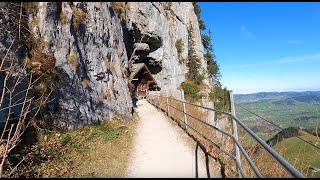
[158,91,160,108]
[181,90,188,130]
[229,90,242,178]
[166,91,169,116]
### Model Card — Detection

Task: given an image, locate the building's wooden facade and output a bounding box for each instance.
[130,63,160,99]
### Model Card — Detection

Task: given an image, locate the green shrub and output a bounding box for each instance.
[198,19,206,30]
[207,60,220,78]
[192,2,206,30]
[187,56,201,81]
[192,2,201,20]
[176,39,184,63]
[209,87,230,112]
[181,82,201,102]
[61,135,80,148]
[175,39,183,56]
[194,73,204,85]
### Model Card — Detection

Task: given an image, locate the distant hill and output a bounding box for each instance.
[266,127,300,147]
[234,91,320,130]
[272,130,320,178]
[234,91,320,103]
[235,91,320,178]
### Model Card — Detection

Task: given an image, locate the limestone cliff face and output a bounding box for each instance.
[0,2,212,129]
[123,2,211,93]
[28,2,133,129]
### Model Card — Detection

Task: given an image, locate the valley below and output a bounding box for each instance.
[234,91,320,177]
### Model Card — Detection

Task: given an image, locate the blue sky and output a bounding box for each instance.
[198,2,320,94]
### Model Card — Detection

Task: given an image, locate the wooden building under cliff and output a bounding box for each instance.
[130,63,160,99]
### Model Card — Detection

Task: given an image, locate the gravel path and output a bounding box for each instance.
[126,99,211,178]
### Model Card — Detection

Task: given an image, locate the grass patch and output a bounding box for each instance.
[72,7,86,30]
[112,2,126,21]
[237,129,320,178]
[273,131,320,178]
[59,10,68,25]
[28,17,40,30]
[175,39,183,56]
[82,79,90,88]
[26,2,38,15]
[31,118,137,177]
[67,52,78,72]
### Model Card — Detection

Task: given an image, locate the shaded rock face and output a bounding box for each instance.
[29,2,132,130]
[0,2,31,123]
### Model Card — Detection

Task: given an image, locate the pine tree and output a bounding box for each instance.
[187,26,203,84]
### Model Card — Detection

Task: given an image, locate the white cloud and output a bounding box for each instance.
[240,25,255,40]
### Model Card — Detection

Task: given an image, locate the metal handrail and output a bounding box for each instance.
[230,114,305,178]
[149,97,247,176]
[147,93,305,178]
[156,97,262,177]
[149,96,258,177]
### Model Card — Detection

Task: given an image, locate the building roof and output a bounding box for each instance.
[130,63,159,87]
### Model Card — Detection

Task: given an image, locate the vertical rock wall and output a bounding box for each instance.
[124,2,212,94]
[29,2,132,129]
[0,2,213,130]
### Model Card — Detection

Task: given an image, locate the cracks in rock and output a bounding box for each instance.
[121,22,163,75]
[175,14,183,24]
[151,2,161,14]
[69,6,90,83]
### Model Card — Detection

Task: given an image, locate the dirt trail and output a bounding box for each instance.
[126,99,215,178]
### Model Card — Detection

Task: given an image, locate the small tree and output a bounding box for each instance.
[202,30,220,80]
[198,19,206,30]
[193,2,206,31]
[187,26,203,84]
[0,2,53,177]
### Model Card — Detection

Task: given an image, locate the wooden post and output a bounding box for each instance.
[229,90,242,178]
[181,90,188,130]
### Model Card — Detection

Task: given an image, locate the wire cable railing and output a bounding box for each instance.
[234,101,320,150]
[146,91,305,178]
